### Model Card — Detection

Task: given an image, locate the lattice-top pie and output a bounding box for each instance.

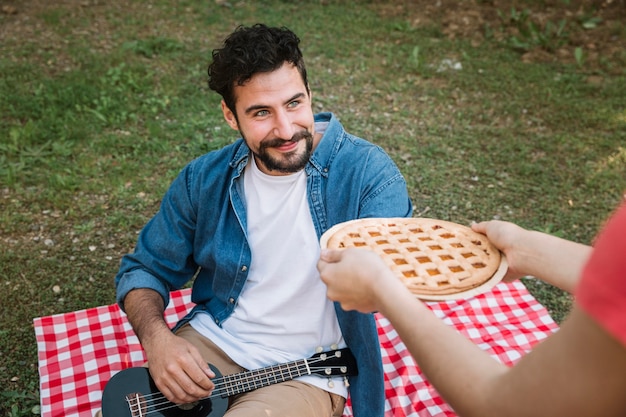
[320,217,507,301]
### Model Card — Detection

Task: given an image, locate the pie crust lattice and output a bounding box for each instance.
[320,217,507,301]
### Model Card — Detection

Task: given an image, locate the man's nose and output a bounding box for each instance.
[272,110,296,140]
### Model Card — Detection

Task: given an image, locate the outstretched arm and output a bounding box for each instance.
[317,248,626,417]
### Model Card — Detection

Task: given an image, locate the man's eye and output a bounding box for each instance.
[255,110,269,117]
[287,101,300,108]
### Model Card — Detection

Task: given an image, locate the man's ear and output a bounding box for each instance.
[221,100,239,131]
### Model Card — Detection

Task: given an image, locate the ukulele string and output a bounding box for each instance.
[129,365,347,416]
[129,364,344,414]
[132,356,326,403]
[126,356,346,415]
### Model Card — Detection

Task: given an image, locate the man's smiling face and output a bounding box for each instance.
[221,62,318,175]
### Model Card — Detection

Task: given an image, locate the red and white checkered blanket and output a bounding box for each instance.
[34,281,558,417]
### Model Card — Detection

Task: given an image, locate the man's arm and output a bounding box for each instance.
[123,288,215,404]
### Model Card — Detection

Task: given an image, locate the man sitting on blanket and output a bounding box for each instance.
[98,23,412,417]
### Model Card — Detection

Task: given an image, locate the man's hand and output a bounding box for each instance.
[123,288,215,404]
[142,327,215,404]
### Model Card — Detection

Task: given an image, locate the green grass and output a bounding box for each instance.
[1,0,625,415]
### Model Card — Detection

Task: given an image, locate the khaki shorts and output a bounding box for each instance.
[95,324,345,417]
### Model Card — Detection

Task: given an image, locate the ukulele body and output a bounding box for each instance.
[101,348,356,417]
[101,364,227,417]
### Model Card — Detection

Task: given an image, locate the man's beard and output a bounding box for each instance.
[253,130,314,174]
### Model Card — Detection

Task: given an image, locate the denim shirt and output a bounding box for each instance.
[115,112,413,417]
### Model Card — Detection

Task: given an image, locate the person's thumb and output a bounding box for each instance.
[319,248,343,263]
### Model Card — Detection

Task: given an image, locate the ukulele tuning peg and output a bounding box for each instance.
[327,378,335,388]
[315,346,323,353]
[343,377,350,387]
[330,344,338,350]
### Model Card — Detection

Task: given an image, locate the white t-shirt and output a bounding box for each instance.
[190,154,347,398]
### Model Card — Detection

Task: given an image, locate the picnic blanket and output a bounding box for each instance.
[34,281,559,417]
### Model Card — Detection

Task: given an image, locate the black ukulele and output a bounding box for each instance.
[101,348,357,417]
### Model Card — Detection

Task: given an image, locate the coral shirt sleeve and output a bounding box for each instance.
[576,202,626,348]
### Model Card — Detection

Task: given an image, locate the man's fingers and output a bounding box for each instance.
[150,344,216,404]
[162,370,213,404]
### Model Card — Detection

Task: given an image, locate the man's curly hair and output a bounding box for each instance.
[208,24,309,116]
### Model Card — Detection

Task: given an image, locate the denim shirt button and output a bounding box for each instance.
[228,297,235,304]
[241,265,248,272]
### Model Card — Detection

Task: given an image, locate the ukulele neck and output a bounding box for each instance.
[216,358,310,397]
